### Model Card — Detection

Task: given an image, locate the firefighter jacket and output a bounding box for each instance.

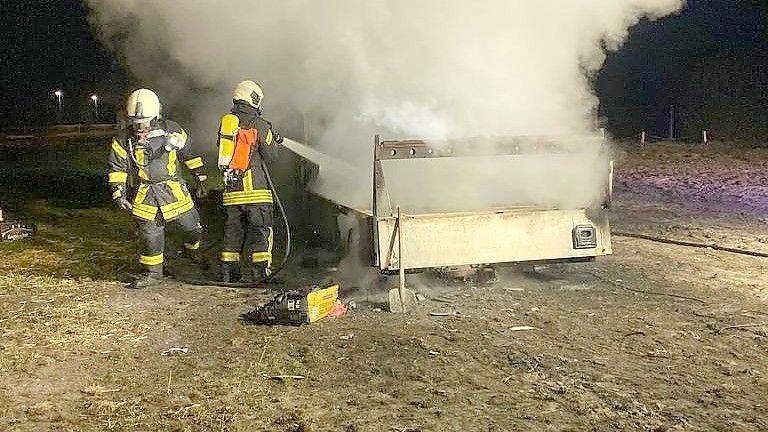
[217,103,277,206]
[108,119,207,222]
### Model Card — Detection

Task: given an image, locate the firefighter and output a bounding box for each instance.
[108,89,209,288]
[217,80,283,282]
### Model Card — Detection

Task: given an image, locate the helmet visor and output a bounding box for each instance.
[130,116,154,132]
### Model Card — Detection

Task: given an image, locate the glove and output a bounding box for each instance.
[164,133,185,151]
[114,195,133,211]
[112,185,133,211]
[223,169,238,188]
[194,177,209,199]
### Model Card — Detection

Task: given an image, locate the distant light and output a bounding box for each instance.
[54,90,63,97]
[91,94,99,101]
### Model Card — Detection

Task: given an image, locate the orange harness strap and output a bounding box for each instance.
[229,128,258,171]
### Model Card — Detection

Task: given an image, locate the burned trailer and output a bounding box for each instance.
[291,134,613,274]
[372,135,613,274]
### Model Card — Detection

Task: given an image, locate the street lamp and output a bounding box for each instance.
[53,90,63,112]
[90,94,99,120]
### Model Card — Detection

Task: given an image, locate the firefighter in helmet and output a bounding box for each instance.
[217,80,283,282]
[108,89,209,288]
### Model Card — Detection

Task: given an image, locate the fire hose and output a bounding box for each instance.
[613,231,768,258]
[125,134,292,289]
[171,158,292,288]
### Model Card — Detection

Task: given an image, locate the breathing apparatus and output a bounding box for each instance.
[124,89,162,168]
[120,87,292,288]
[177,84,291,288]
[171,156,292,289]
[123,89,188,168]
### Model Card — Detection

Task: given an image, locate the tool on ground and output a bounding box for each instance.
[0,207,34,242]
[242,284,340,325]
[388,206,417,313]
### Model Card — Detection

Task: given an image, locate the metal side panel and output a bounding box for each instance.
[377,208,612,271]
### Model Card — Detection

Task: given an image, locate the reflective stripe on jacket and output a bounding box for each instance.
[108,119,205,221]
[131,180,196,221]
[217,103,276,207]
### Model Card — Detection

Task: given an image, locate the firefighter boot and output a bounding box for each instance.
[252,263,271,282]
[186,249,208,271]
[221,262,241,283]
[132,270,164,289]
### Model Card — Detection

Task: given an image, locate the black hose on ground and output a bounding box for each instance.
[172,159,292,289]
[614,231,768,258]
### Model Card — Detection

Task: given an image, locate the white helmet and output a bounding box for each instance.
[126,89,161,125]
[233,80,263,110]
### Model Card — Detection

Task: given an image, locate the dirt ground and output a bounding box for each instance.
[1,139,768,431]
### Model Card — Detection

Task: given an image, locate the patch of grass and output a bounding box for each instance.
[1,136,138,280]
[0,277,147,372]
[0,137,110,175]
[0,200,137,281]
[0,273,63,288]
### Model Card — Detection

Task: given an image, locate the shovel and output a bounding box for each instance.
[389,207,417,313]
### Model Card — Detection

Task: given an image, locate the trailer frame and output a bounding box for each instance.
[371,135,613,272]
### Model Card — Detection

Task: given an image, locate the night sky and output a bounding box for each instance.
[1,0,766,139]
[0,0,127,127]
[597,0,768,139]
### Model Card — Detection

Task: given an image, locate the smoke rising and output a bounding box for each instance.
[85,0,685,211]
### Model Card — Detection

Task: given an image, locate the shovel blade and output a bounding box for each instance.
[388,288,418,313]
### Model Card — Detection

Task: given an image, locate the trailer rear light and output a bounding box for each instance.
[573,225,597,249]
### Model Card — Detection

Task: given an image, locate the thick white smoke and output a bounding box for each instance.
[85,0,685,211]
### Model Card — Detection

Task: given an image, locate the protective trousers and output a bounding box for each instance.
[138,208,203,276]
[221,204,274,274]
